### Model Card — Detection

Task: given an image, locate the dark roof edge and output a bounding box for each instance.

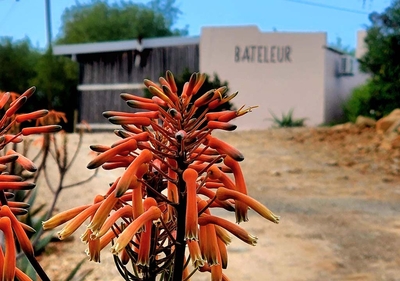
[53,36,200,55]
[324,45,348,56]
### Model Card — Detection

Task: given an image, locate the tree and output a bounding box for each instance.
[0,37,40,94]
[0,38,79,131]
[56,0,188,44]
[29,48,79,131]
[329,36,356,56]
[358,0,400,116]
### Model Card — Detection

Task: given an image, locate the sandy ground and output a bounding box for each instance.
[33,126,400,281]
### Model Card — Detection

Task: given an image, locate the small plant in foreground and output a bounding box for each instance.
[43,71,280,281]
[15,111,97,280]
[0,87,62,281]
[268,108,307,128]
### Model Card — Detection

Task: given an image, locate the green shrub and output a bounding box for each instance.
[268,108,307,127]
[342,79,379,122]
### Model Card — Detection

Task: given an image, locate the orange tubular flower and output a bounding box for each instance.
[0,247,4,279]
[116,149,153,197]
[88,191,119,234]
[198,215,258,246]
[129,163,148,218]
[187,240,205,268]
[126,100,160,111]
[137,218,153,267]
[99,227,120,252]
[148,85,173,106]
[162,84,179,104]
[6,149,37,172]
[15,267,32,281]
[20,125,62,136]
[137,197,157,267]
[205,111,227,121]
[87,138,138,169]
[205,135,244,162]
[111,206,162,255]
[164,159,178,222]
[42,204,92,230]
[203,224,220,266]
[193,90,218,107]
[198,186,235,211]
[189,153,219,163]
[218,105,258,122]
[108,116,152,126]
[216,187,280,224]
[132,183,144,220]
[192,147,219,155]
[152,95,167,107]
[94,205,132,239]
[208,91,237,110]
[0,181,35,191]
[200,264,231,281]
[198,224,208,261]
[16,86,36,101]
[15,109,49,123]
[83,229,101,262]
[0,205,34,258]
[223,156,249,223]
[111,131,150,145]
[102,161,130,170]
[182,257,191,281]
[0,134,23,145]
[207,165,236,190]
[5,96,27,117]
[0,217,16,281]
[183,168,199,240]
[207,120,237,131]
[215,225,232,245]
[103,110,159,119]
[217,236,228,269]
[165,70,178,93]
[205,106,258,123]
[0,154,18,164]
[0,91,10,109]
[121,92,155,103]
[211,250,223,281]
[192,73,207,95]
[57,201,102,240]
[143,78,162,91]
[4,201,29,209]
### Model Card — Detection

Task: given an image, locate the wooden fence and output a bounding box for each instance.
[75,44,199,127]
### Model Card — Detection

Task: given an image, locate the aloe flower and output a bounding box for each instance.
[43,71,279,281]
[0,87,62,281]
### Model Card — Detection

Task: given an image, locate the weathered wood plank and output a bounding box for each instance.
[77,45,199,124]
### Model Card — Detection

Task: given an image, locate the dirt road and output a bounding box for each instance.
[38,127,400,281]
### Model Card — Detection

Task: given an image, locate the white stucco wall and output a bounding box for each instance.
[324,50,344,123]
[200,26,327,130]
[356,30,368,60]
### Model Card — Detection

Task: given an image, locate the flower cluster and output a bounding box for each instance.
[0,87,61,281]
[43,71,279,281]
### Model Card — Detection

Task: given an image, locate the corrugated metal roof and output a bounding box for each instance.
[53,36,200,55]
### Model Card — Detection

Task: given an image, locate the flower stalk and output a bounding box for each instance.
[43,70,279,281]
